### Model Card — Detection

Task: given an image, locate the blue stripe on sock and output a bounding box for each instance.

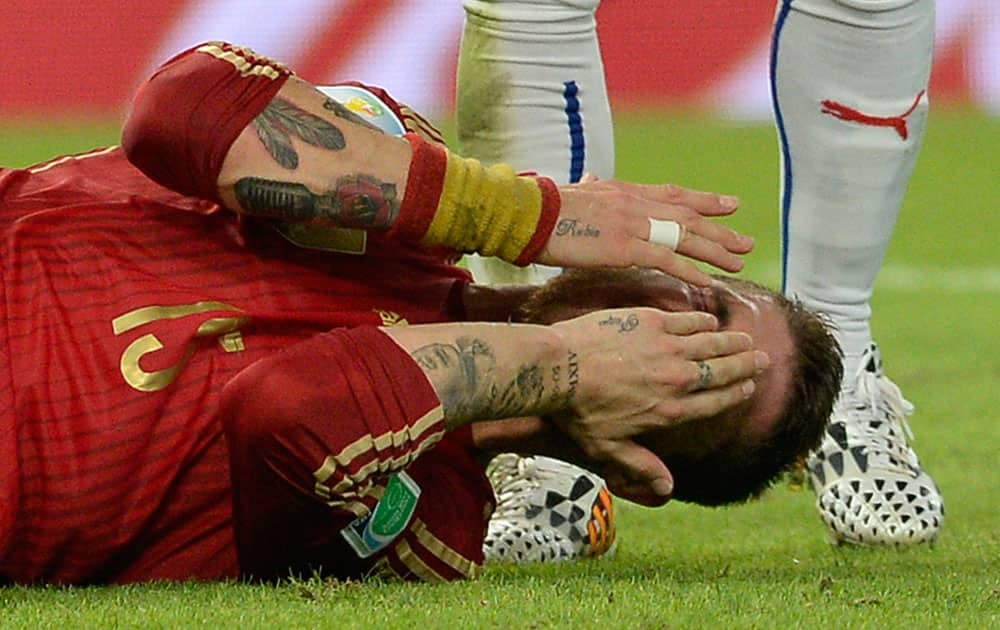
[771,0,794,293]
[564,81,585,184]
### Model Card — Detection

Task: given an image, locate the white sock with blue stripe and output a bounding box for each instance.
[458,0,613,284]
[771,0,935,376]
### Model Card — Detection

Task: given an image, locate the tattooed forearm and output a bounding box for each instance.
[233,175,399,228]
[322,98,384,133]
[411,337,567,426]
[412,338,491,385]
[254,97,347,169]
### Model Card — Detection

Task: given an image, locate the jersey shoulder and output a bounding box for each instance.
[0,147,215,222]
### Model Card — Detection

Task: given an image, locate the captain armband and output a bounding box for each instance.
[389,134,560,265]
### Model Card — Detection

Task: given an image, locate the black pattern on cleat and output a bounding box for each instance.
[829,452,844,476]
[806,344,943,546]
[828,423,849,450]
[484,454,617,563]
[545,490,564,509]
[569,476,595,501]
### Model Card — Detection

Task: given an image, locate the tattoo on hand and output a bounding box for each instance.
[555,218,600,238]
[234,175,399,228]
[598,313,640,333]
[254,97,346,169]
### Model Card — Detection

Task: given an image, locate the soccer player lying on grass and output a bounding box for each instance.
[0,41,839,584]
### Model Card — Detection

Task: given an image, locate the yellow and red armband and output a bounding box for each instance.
[390,134,560,265]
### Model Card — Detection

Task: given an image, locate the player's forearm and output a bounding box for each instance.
[122,41,561,265]
[382,322,576,431]
[215,76,411,230]
[220,81,560,263]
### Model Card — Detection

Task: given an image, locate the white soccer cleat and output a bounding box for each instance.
[807,344,944,546]
[483,454,617,563]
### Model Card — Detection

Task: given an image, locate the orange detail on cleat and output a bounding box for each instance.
[588,487,616,555]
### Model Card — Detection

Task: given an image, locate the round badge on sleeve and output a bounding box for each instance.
[316,85,406,136]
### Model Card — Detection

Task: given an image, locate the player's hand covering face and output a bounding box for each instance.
[519,269,795,506]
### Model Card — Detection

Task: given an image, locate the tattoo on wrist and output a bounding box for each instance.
[254,97,346,169]
[566,351,579,405]
[234,175,399,228]
[551,365,562,405]
[322,98,384,133]
[555,218,600,238]
[598,313,640,333]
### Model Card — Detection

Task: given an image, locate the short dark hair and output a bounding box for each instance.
[519,269,842,506]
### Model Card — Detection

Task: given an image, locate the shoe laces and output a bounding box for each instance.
[839,349,918,469]
[486,454,542,520]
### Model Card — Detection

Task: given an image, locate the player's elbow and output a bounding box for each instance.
[121,69,185,193]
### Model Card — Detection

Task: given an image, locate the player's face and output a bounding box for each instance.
[638,275,795,460]
[522,269,796,458]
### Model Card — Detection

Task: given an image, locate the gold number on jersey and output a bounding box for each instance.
[113,301,248,392]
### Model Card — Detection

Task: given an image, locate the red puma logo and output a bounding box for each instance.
[820,90,925,140]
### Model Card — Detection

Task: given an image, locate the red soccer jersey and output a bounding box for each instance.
[0,148,491,584]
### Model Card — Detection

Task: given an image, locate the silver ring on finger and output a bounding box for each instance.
[695,360,713,390]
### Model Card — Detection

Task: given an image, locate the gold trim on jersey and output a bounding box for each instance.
[334,500,371,520]
[29,146,118,174]
[398,105,445,145]
[324,437,442,497]
[314,428,444,500]
[311,405,444,495]
[196,42,288,80]
[316,474,384,505]
[392,539,446,583]
[320,483,384,520]
[410,518,481,579]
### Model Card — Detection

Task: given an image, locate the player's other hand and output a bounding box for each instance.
[551,307,763,506]
[535,177,754,287]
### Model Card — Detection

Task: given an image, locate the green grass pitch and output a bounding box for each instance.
[0,109,998,629]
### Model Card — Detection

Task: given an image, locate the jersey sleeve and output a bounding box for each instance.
[221,325,475,581]
[122,41,292,202]
[378,425,493,582]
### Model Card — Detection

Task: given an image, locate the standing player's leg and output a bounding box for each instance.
[457,0,618,563]
[772,0,943,544]
[457,0,614,284]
